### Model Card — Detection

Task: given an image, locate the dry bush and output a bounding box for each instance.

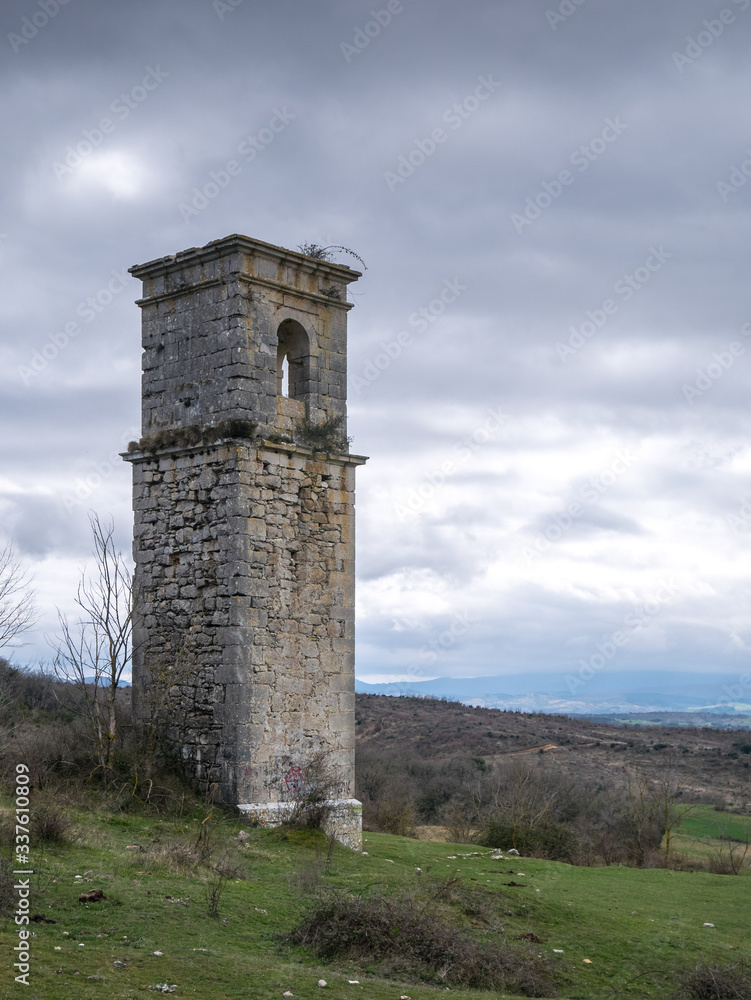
[146,840,204,874]
[205,870,225,918]
[282,752,344,832]
[706,836,750,876]
[286,888,557,997]
[441,802,477,844]
[376,794,417,837]
[674,962,751,999]
[34,804,71,844]
[0,719,88,790]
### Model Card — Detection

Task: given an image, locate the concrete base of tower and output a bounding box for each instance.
[237,798,363,851]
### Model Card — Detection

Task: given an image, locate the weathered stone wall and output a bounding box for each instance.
[135,235,351,437]
[125,235,365,848]
[129,436,362,808]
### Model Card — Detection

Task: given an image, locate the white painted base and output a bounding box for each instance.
[237,798,363,851]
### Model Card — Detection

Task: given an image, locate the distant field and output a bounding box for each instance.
[679,804,751,842]
[583,711,751,729]
[666,804,751,868]
[1,795,749,1000]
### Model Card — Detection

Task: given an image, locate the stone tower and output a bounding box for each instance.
[124,234,366,848]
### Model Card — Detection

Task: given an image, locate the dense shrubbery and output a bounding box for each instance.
[0,657,196,814]
[480,821,578,862]
[356,745,673,867]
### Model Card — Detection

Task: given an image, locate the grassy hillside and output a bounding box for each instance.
[0,794,749,1000]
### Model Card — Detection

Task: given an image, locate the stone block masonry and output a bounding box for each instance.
[124,235,367,849]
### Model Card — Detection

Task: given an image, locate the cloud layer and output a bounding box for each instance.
[2,0,751,691]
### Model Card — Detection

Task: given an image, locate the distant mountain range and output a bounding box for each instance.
[354,670,751,716]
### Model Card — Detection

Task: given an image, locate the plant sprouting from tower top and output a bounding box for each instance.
[297,243,367,270]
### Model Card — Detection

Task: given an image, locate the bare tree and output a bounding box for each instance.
[652,755,693,866]
[0,543,37,653]
[52,514,132,775]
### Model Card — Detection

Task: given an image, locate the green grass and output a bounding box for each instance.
[668,804,751,865]
[1,797,750,999]
[677,804,751,843]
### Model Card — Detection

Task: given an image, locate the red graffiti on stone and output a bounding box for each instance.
[285,765,305,795]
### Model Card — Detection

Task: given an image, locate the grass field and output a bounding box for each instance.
[0,796,749,1000]
[676,804,751,843]
[668,803,751,869]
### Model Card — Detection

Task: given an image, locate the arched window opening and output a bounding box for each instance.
[276,319,310,401]
[280,355,290,397]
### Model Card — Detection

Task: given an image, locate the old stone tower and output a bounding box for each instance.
[124,234,365,848]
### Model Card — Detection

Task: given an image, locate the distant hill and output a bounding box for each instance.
[355,669,751,716]
[354,693,751,809]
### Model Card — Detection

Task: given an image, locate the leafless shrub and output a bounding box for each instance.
[673,961,751,999]
[376,793,417,837]
[285,888,556,996]
[441,801,476,844]
[705,832,750,876]
[0,717,90,790]
[34,804,71,844]
[205,866,226,919]
[283,752,343,832]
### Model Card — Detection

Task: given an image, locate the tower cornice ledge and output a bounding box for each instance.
[121,438,368,465]
[129,233,362,282]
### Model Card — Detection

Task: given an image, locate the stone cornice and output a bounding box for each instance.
[134,273,354,311]
[130,233,362,283]
[122,436,368,466]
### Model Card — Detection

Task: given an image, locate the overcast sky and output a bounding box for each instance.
[2,0,751,701]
